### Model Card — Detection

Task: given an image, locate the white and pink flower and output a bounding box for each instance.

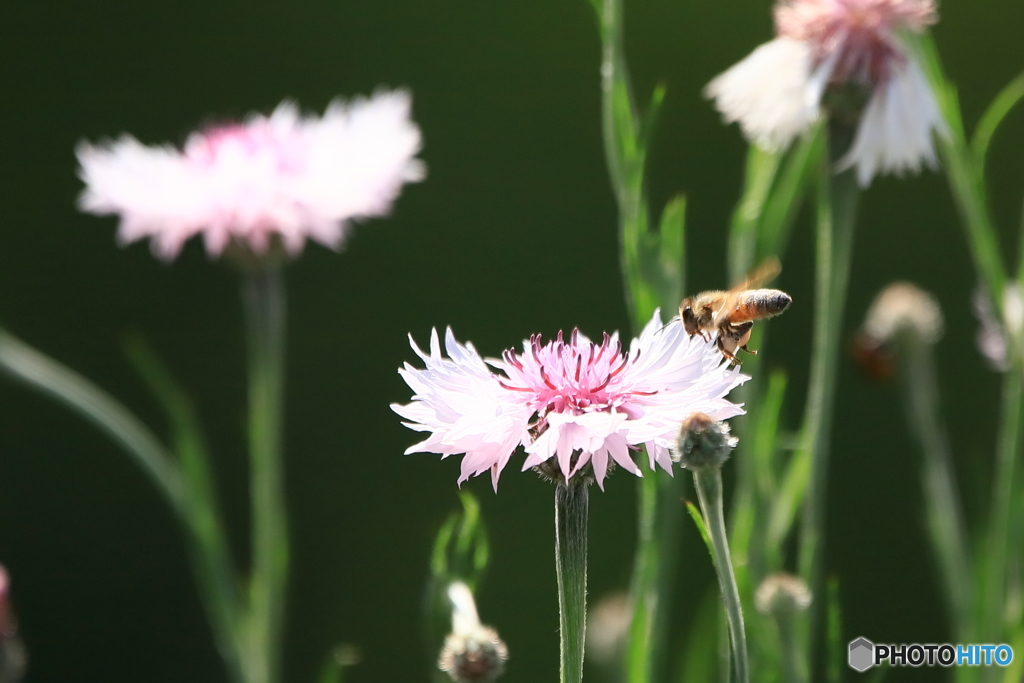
[392,311,747,491]
[706,0,945,186]
[77,91,424,260]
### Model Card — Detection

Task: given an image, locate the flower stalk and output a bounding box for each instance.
[911,33,1024,661]
[241,266,290,683]
[693,468,749,683]
[796,122,860,661]
[624,471,680,683]
[899,333,974,638]
[982,357,1023,655]
[555,482,589,683]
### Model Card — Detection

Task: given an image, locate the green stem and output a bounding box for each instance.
[775,610,805,683]
[899,336,973,639]
[693,468,749,683]
[913,32,1006,312]
[242,267,289,683]
[625,470,680,683]
[555,482,589,683]
[797,124,859,660]
[982,358,1023,653]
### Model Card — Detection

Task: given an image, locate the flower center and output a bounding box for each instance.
[500,329,651,422]
[186,123,306,174]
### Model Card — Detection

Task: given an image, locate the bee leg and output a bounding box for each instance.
[731,321,756,355]
[716,334,740,365]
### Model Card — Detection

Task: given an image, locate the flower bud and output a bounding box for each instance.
[862,282,944,346]
[853,282,943,380]
[754,573,812,615]
[674,413,737,470]
[438,582,508,683]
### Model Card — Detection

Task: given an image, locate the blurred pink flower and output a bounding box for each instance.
[77,92,424,261]
[392,311,747,491]
[706,0,944,186]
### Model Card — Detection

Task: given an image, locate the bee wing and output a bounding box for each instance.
[711,290,741,322]
[730,256,781,292]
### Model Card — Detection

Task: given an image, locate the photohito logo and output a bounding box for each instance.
[848,637,1014,671]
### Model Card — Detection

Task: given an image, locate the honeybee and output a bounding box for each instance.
[679,258,792,363]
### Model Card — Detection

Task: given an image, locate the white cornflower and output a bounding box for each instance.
[706,0,945,187]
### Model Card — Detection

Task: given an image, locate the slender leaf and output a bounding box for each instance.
[971,72,1024,172]
[122,333,244,677]
[653,195,688,315]
[686,501,713,563]
[729,145,782,282]
[431,515,458,579]
[757,123,825,263]
[0,328,183,507]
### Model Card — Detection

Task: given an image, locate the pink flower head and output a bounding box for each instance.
[77,91,425,261]
[706,0,944,186]
[392,311,747,491]
[776,0,936,87]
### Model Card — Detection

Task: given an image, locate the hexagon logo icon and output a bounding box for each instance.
[848,637,874,672]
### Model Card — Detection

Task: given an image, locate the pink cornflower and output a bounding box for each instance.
[77,91,424,261]
[706,0,944,186]
[392,311,747,491]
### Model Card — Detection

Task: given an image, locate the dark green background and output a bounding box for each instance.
[1,1,1022,681]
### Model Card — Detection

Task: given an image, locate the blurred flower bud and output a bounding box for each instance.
[674,412,737,470]
[754,573,812,615]
[973,283,1024,371]
[853,282,943,381]
[0,567,26,683]
[585,591,632,669]
[438,582,508,683]
[862,282,944,346]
